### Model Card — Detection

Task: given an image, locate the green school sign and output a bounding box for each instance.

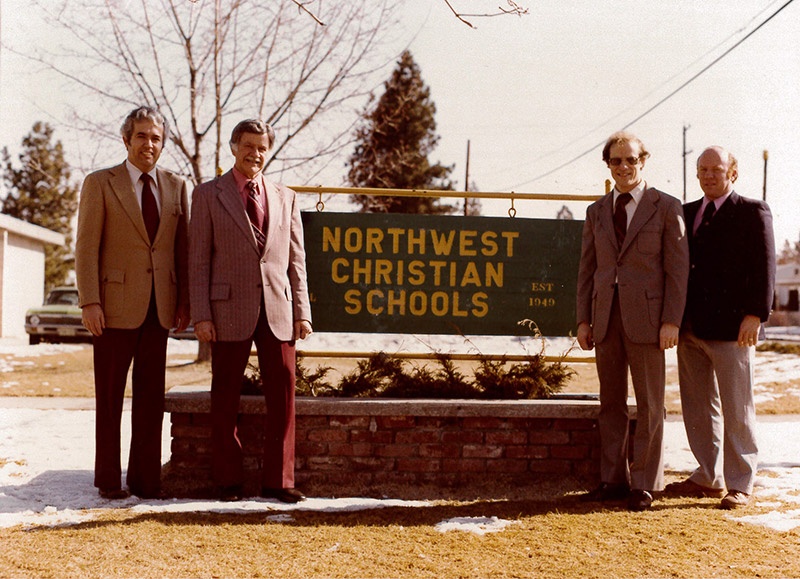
[301,212,583,337]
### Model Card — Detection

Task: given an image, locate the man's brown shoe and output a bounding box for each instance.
[720,490,750,510]
[664,479,724,499]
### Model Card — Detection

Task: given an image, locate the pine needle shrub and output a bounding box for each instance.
[382,353,479,398]
[295,356,337,397]
[238,319,575,399]
[338,351,406,397]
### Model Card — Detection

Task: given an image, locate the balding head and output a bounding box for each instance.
[697,146,737,200]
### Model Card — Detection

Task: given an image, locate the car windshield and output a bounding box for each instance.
[46,291,79,306]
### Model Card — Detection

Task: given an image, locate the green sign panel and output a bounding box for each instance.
[301,212,583,337]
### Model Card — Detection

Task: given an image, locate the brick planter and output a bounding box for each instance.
[164,386,635,498]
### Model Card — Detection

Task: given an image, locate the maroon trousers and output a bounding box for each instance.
[93,297,168,496]
[210,307,296,490]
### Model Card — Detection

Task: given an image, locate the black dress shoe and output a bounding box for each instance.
[580,482,630,502]
[261,487,306,503]
[627,489,653,511]
[98,488,131,500]
[220,485,243,502]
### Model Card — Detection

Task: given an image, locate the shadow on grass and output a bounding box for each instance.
[16,490,725,537]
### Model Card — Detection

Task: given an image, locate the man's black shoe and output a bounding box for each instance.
[261,487,306,503]
[627,489,654,511]
[98,488,131,500]
[580,482,630,502]
[220,486,243,502]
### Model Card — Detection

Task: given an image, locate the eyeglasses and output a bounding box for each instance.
[608,156,641,166]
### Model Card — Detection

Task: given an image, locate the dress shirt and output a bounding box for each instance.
[693,191,732,234]
[125,160,161,214]
[613,182,645,227]
[125,160,161,215]
[232,168,266,212]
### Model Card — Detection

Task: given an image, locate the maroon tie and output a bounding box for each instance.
[246,180,266,251]
[613,192,632,247]
[140,174,159,243]
[695,201,716,236]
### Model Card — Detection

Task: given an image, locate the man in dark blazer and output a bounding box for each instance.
[75,106,190,499]
[666,146,775,510]
[576,131,689,511]
[189,119,312,503]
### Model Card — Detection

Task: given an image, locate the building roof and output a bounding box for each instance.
[0,213,65,246]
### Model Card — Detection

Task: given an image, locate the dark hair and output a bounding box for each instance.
[121,106,168,143]
[229,119,275,149]
[601,131,650,163]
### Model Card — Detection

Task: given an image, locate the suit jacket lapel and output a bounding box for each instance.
[156,170,180,222]
[684,199,702,241]
[623,188,658,252]
[217,171,261,254]
[598,193,618,250]
[109,162,151,244]
[263,180,284,250]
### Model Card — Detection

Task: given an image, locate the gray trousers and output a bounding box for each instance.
[677,330,758,494]
[595,293,666,491]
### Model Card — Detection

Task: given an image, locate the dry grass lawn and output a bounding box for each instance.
[3,342,800,414]
[2,342,800,578]
[1,492,800,578]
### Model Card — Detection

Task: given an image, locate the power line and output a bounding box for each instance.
[505,0,795,190]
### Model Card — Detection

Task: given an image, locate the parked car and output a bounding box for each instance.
[25,286,91,345]
[25,286,196,344]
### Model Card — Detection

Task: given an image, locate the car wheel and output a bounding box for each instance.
[29,335,41,345]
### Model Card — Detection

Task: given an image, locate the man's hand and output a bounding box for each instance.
[194,320,217,343]
[577,322,594,351]
[738,315,761,347]
[295,319,313,340]
[173,303,191,333]
[659,322,680,350]
[81,303,105,337]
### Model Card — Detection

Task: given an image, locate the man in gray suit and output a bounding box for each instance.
[576,131,689,511]
[189,119,312,503]
[666,146,775,509]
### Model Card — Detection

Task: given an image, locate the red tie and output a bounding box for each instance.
[246,180,266,251]
[140,174,159,243]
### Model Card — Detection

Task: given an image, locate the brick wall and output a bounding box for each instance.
[165,387,635,498]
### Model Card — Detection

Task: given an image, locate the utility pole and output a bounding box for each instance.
[464,139,471,216]
[763,149,769,201]
[682,124,692,202]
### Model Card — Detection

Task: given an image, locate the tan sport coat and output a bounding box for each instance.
[188,170,311,342]
[75,162,189,329]
[576,187,689,344]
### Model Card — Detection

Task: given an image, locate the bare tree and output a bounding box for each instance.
[293,0,529,29]
[20,0,404,185]
[443,0,529,28]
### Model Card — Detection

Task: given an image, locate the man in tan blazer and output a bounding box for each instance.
[75,106,190,500]
[189,119,312,503]
[576,131,689,511]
